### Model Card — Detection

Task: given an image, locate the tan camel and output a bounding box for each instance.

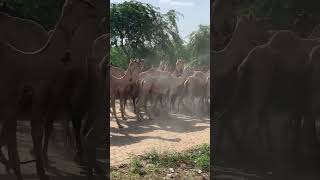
[139,59,185,112]
[158,60,166,71]
[110,59,142,128]
[227,30,320,154]
[0,0,99,179]
[136,63,192,120]
[171,59,184,77]
[182,71,208,116]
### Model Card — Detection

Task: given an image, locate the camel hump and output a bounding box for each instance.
[268,30,300,49]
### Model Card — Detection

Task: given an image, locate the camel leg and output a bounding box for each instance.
[31,89,49,180]
[111,97,123,128]
[144,95,152,120]
[119,96,127,121]
[132,98,137,114]
[71,107,87,164]
[302,113,318,154]
[177,96,184,112]
[140,93,152,120]
[135,94,143,121]
[43,107,57,168]
[0,147,10,173]
[2,116,23,180]
[1,87,23,179]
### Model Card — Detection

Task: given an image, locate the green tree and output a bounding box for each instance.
[187,25,210,67]
[110,0,185,67]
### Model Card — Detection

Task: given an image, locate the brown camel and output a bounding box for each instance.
[227,30,320,155]
[41,2,107,170]
[112,59,144,121]
[110,59,142,128]
[212,16,273,150]
[309,24,320,38]
[303,44,320,154]
[0,0,99,179]
[213,14,273,109]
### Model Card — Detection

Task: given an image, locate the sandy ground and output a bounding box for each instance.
[0,120,106,180]
[110,103,210,166]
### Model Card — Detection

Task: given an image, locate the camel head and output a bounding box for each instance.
[236,14,273,46]
[175,59,185,76]
[127,59,141,82]
[56,0,99,43]
[158,60,166,70]
[137,58,145,71]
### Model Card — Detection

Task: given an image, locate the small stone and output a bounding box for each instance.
[197,169,202,174]
[166,173,173,178]
[180,163,187,168]
[169,168,174,173]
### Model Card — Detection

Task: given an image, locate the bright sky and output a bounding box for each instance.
[110,0,210,41]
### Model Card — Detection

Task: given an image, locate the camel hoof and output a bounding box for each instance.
[122,117,127,121]
[118,125,124,128]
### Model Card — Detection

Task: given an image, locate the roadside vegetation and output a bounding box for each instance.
[111,144,210,180]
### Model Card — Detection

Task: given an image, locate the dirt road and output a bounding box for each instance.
[0,120,106,180]
[110,105,210,166]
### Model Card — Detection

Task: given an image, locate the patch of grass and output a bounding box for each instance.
[130,157,146,175]
[188,143,210,171]
[111,143,210,179]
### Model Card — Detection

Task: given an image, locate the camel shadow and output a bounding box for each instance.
[110,111,209,146]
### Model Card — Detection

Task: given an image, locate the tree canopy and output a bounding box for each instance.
[110,1,187,68]
[187,25,210,67]
[110,1,209,69]
[214,0,320,39]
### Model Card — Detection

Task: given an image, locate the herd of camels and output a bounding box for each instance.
[110,58,210,128]
[0,0,108,179]
[213,0,320,163]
